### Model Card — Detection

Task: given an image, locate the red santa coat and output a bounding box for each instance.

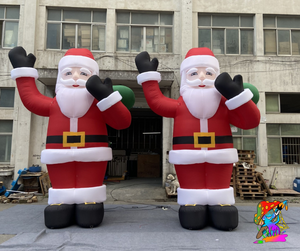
[140,79,260,165]
[15,76,131,164]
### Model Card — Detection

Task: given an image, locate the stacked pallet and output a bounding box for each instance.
[232,150,270,200]
[0,193,38,204]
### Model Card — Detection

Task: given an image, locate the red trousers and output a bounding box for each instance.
[175,163,233,189]
[47,161,107,189]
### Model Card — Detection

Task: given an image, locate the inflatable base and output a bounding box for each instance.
[76,202,104,228]
[44,204,75,229]
[179,205,208,230]
[208,205,238,231]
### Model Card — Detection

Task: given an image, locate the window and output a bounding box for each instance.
[267,124,300,164]
[231,126,258,162]
[0,120,13,163]
[0,88,15,107]
[266,93,300,113]
[0,6,19,48]
[264,15,300,55]
[46,9,106,51]
[198,14,254,55]
[116,12,173,53]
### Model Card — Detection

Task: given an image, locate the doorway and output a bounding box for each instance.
[107,108,163,179]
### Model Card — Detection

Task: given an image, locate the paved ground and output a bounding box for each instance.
[0,178,299,250]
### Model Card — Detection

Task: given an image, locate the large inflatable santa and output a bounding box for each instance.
[9,47,133,229]
[135,47,260,231]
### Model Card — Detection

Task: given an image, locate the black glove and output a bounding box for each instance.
[8,46,36,68]
[86,75,114,101]
[135,51,159,73]
[214,73,244,100]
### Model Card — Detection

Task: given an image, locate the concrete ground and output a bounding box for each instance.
[0,177,300,248]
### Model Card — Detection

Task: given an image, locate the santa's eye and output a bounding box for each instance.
[206,72,213,76]
[80,72,88,76]
[190,72,198,76]
[65,72,72,76]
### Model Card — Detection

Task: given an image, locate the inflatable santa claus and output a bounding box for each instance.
[9,47,133,229]
[135,47,260,231]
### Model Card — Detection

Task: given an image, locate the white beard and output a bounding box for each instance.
[55,78,94,118]
[180,80,222,120]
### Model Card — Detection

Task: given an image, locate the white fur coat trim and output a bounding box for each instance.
[177,187,235,205]
[169,148,238,165]
[48,185,106,204]
[41,147,112,164]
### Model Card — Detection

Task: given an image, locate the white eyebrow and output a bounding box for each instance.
[187,68,198,75]
[206,67,216,74]
[61,67,72,74]
[80,68,92,75]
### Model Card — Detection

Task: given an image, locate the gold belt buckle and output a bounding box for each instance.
[63,131,85,147]
[193,132,215,148]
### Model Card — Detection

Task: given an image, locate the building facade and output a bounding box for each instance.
[1,0,300,189]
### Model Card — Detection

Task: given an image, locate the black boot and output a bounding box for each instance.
[76,202,104,228]
[178,205,208,230]
[208,205,238,231]
[44,204,75,229]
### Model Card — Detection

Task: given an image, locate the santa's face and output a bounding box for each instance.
[55,66,95,119]
[180,66,221,120]
[185,67,217,88]
[60,67,92,88]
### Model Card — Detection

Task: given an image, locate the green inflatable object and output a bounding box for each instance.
[113,85,135,110]
[243,83,259,104]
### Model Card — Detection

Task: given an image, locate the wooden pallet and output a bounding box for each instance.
[269,189,300,196]
[237,183,261,193]
[236,170,256,176]
[238,150,255,154]
[39,172,51,195]
[231,165,237,197]
[235,162,256,169]
[239,191,267,200]
[236,175,256,183]
[238,157,254,164]
[7,193,38,203]
[238,150,255,157]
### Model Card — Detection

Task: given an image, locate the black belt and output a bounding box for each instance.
[46,135,109,144]
[173,135,233,146]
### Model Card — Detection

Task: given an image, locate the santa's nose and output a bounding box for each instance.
[73,72,80,80]
[199,71,206,80]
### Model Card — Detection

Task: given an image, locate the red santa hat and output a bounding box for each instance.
[58,48,99,75]
[180,47,220,75]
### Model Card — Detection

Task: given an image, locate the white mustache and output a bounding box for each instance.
[185,78,215,87]
[59,78,86,87]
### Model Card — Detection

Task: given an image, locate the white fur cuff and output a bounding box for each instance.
[137,71,161,85]
[97,91,122,111]
[11,67,38,80]
[48,185,107,205]
[207,187,235,205]
[177,188,208,205]
[225,88,253,110]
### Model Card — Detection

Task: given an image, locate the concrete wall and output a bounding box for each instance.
[1,0,300,188]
